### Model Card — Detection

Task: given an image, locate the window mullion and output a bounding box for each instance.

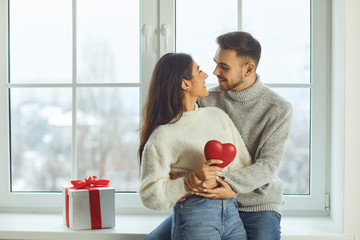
[159,0,175,56]
[0,0,10,207]
[265,83,313,88]
[237,0,242,30]
[140,0,159,110]
[308,0,330,210]
[72,0,77,180]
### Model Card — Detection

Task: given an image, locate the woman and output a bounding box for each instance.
[139,53,251,240]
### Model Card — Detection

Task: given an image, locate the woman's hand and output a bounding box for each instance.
[184,172,219,194]
[195,159,223,181]
[195,177,236,199]
[184,172,203,194]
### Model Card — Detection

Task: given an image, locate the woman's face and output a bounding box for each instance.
[188,61,209,98]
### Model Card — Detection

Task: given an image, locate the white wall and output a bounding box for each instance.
[344,0,360,238]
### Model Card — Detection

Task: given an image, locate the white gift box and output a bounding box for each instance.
[63,186,115,230]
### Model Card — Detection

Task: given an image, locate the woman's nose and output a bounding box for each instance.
[202,72,208,78]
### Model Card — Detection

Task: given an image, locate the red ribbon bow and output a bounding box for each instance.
[71,176,110,189]
[65,176,110,229]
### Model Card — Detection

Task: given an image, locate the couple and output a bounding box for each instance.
[139,31,292,240]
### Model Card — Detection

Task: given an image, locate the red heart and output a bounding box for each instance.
[204,140,237,168]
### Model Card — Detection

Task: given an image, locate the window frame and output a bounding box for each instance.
[0,0,330,214]
[267,0,330,212]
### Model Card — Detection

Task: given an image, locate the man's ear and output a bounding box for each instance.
[181,79,191,91]
[244,62,255,77]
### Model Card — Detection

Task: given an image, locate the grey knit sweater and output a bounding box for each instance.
[198,76,292,214]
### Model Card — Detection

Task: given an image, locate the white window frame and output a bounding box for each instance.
[275,0,330,213]
[0,0,329,215]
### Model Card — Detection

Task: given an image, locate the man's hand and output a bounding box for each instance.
[195,177,236,199]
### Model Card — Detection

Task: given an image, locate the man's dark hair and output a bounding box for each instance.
[216,31,261,69]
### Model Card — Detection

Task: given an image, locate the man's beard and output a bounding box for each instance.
[219,77,244,91]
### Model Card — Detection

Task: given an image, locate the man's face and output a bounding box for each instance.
[213,48,248,91]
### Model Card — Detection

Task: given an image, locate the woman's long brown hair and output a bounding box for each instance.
[138,53,193,164]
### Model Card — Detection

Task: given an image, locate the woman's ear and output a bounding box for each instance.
[181,79,191,91]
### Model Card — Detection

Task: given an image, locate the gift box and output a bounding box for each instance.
[63,176,115,230]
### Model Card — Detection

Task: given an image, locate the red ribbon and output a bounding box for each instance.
[71,176,110,189]
[65,176,110,229]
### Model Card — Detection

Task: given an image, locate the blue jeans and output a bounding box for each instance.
[171,195,246,240]
[239,211,281,240]
[144,209,281,240]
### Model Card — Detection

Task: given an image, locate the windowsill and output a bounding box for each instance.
[0,212,353,240]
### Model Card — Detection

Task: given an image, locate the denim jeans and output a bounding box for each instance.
[171,195,246,240]
[144,208,281,240]
[239,211,281,240]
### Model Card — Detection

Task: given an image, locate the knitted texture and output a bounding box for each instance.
[198,76,293,214]
[139,106,252,211]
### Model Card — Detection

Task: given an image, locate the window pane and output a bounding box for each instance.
[9,0,72,83]
[274,88,310,195]
[76,87,140,191]
[176,0,237,83]
[242,0,310,84]
[10,88,72,191]
[77,0,139,83]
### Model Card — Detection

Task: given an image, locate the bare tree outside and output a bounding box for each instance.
[76,39,140,192]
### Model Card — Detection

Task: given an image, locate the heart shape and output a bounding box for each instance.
[204,140,237,168]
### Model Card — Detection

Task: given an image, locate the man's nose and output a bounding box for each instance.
[213,66,220,75]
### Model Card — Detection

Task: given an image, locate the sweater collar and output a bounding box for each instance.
[226,74,264,102]
[170,104,198,124]
[182,103,199,116]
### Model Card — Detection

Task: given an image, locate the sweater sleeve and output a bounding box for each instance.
[139,141,188,211]
[223,113,252,171]
[223,102,293,194]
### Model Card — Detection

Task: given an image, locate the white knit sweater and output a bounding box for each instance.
[139,106,252,211]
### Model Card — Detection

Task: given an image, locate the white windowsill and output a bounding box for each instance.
[0,213,353,240]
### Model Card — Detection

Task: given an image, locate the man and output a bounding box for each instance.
[145,31,292,240]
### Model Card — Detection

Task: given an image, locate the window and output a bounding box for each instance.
[8,0,140,193]
[0,0,329,212]
[176,0,312,195]
[175,0,328,211]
